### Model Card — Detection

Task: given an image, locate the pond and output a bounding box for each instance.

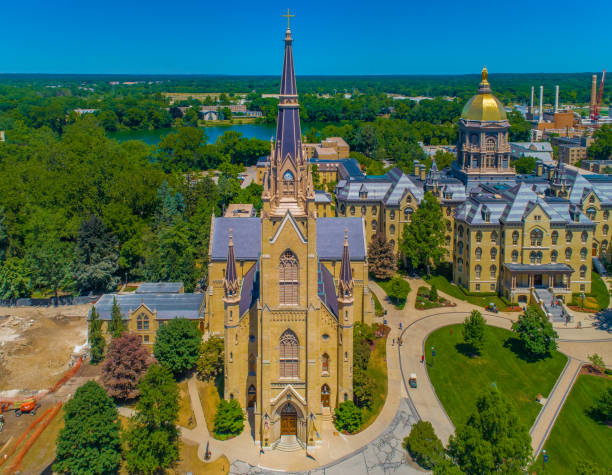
[108,122,332,145]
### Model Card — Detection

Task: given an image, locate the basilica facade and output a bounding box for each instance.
[205,26,372,449]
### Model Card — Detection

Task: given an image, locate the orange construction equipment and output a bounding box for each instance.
[0,399,40,417]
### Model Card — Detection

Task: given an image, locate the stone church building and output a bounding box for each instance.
[205,26,372,450]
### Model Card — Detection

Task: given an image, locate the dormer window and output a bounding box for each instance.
[359,191,368,199]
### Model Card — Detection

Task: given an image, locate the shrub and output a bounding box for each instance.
[588,353,606,373]
[154,317,202,377]
[388,276,410,304]
[353,367,375,408]
[403,420,445,470]
[334,401,362,433]
[429,285,438,302]
[102,333,152,401]
[213,399,245,439]
[197,336,224,381]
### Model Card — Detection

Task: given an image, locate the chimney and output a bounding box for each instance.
[554,85,559,113]
[530,86,534,115]
[539,86,544,123]
[591,74,598,110]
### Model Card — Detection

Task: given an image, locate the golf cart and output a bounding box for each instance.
[485,302,499,313]
[409,373,417,388]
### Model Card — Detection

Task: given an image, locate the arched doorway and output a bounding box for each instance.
[321,384,330,408]
[280,403,297,435]
[247,385,256,408]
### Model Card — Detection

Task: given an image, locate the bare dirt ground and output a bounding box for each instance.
[0,304,90,392]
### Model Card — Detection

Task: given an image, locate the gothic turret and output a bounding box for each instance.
[338,230,354,303]
[223,230,240,304]
[425,158,441,194]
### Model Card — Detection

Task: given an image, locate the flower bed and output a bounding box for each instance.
[415,286,456,310]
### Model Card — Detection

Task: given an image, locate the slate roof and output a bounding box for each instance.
[92,293,204,320]
[504,263,574,273]
[318,263,338,318]
[314,190,333,204]
[211,217,261,261]
[239,262,259,317]
[135,282,183,294]
[316,218,366,260]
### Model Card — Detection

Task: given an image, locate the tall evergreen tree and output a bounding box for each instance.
[448,388,531,474]
[53,381,121,475]
[73,215,119,294]
[368,233,397,280]
[400,192,446,275]
[107,297,125,338]
[88,306,105,364]
[462,310,487,355]
[124,364,180,474]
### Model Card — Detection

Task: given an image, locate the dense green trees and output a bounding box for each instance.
[54,381,121,475]
[400,192,446,274]
[153,318,202,377]
[508,110,532,142]
[590,386,612,423]
[124,364,180,474]
[511,307,558,358]
[588,125,612,159]
[513,155,537,174]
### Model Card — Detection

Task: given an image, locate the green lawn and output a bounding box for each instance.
[360,334,388,430]
[376,277,410,309]
[425,324,567,428]
[371,290,384,317]
[591,271,610,310]
[533,375,612,474]
[425,274,508,310]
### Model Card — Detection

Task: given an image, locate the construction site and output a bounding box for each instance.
[0,304,96,474]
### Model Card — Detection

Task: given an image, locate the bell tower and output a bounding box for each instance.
[262,25,314,218]
[337,230,354,402]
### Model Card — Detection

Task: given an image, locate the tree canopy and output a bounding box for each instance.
[511,306,558,358]
[153,317,202,377]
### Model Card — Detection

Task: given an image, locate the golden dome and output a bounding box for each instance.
[461,67,507,121]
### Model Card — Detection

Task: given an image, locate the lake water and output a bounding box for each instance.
[108,122,329,145]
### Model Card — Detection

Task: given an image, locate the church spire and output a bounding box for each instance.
[223,229,240,302]
[338,230,354,302]
[275,23,302,166]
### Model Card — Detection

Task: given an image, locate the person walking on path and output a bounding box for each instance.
[421,354,425,364]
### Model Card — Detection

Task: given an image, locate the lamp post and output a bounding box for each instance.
[581,292,585,311]
[431,346,436,367]
[543,449,548,471]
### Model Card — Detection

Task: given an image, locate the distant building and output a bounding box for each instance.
[581,160,612,173]
[224,203,256,218]
[199,104,262,121]
[91,291,204,345]
[0,131,5,142]
[73,108,98,115]
[558,143,588,166]
[511,142,554,163]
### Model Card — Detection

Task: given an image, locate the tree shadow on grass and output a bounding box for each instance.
[455,342,480,358]
[503,337,551,363]
[593,309,612,333]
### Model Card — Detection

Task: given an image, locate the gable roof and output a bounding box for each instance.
[211,217,261,261]
[92,293,204,321]
[135,282,183,294]
[316,218,366,260]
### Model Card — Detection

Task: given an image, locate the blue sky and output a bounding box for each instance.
[2,0,611,74]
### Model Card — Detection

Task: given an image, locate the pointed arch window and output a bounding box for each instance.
[279,250,299,305]
[282,169,295,195]
[280,330,299,379]
[321,353,329,374]
[137,313,149,331]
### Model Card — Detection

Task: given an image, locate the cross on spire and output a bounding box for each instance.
[282,8,295,28]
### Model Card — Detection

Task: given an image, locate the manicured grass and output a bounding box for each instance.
[174,442,230,474]
[425,274,507,310]
[376,277,410,309]
[360,333,388,430]
[591,271,610,310]
[533,375,612,474]
[425,324,567,428]
[197,378,222,436]
[177,380,196,429]
[371,291,384,317]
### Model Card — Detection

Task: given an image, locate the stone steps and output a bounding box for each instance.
[273,435,304,452]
